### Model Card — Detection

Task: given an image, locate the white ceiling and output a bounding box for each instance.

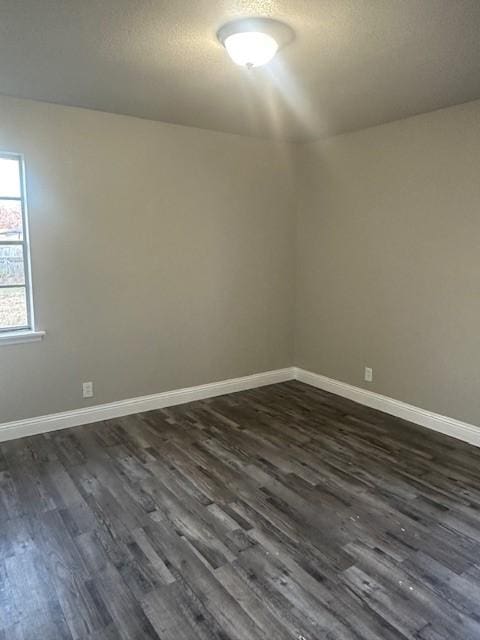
[1,1,480,140]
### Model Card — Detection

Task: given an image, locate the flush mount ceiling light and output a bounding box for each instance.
[217,18,294,69]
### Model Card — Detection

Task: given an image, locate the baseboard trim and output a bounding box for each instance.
[4,366,478,448]
[0,367,295,443]
[294,367,480,448]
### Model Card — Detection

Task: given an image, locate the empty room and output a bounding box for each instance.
[1,1,480,638]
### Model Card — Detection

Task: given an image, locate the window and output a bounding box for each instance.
[0,152,36,336]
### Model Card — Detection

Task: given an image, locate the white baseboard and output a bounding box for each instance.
[3,365,479,449]
[294,367,480,448]
[0,367,295,443]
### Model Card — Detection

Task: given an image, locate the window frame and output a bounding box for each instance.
[0,151,35,333]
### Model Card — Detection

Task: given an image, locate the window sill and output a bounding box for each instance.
[0,330,46,346]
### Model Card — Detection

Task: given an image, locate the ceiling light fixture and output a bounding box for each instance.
[217,18,294,69]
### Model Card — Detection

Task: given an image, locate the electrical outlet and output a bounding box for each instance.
[364,367,373,383]
[82,381,94,398]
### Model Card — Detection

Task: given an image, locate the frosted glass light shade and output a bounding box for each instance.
[224,31,279,68]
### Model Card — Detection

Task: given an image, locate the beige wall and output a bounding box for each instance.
[3,94,480,427]
[295,100,480,425]
[0,96,295,423]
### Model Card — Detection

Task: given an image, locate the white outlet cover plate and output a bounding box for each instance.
[83,382,94,398]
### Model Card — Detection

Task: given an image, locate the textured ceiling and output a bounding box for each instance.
[1,1,480,140]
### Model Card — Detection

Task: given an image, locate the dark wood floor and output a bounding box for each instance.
[2,381,480,639]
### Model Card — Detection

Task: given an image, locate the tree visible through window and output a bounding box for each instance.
[0,153,33,331]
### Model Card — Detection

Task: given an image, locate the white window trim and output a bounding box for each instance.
[0,329,45,346]
[0,150,45,344]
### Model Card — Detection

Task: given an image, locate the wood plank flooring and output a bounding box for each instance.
[2,380,480,639]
